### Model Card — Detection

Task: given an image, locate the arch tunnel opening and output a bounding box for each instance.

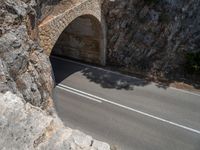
[50,15,106,84]
[51,15,105,65]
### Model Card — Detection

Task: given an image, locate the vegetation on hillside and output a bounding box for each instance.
[185,52,200,75]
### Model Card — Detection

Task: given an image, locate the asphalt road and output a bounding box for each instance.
[51,56,200,150]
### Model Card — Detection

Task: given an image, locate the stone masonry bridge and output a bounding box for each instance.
[38,0,106,65]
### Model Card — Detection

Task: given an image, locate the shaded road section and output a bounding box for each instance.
[51,56,200,150]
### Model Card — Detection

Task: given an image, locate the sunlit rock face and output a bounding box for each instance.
[0,0,54,107]
[0,0,199,148]
[0,92,110,150]
[0,0,110,149]
[103,0,200,78]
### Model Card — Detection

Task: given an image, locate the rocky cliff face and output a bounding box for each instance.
[0,0,199,148]
[103,0,200,80]
[0,0,110,149]
[0,92,110,150]
[0,0,54,108]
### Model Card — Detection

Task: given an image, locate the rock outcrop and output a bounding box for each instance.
[0,0,110,149]
[103,0,200,79]
[0,0,54,108]
[0,92,110,150]
[1,0,199,149]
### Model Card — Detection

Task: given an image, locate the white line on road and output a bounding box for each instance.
[170,87,200,97]
[57,83,200,135]
[52,56,200,97]
[57,86,102,103]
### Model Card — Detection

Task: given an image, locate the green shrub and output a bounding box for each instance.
[159,13,171,24]
[185,52,200,75]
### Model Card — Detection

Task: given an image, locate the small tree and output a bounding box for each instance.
[185,52,200,75]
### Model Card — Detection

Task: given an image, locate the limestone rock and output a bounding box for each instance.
[0,92,110,150]
[4,0,28,17]
[103,0,200,78]
[0,0,111,148]
[0,92,52,150]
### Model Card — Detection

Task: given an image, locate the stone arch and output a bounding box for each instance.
[38,0,106,65]
[51,14,105,65]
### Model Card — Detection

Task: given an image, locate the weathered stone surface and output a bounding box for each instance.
[4,0,28,17]
[0,0,110,149]
[0,0,54,107]
[103,0,200,78]
[52,15,103,65]
[2,0,199,149]
[0,92,52,150]
[0,92,110,150]
[38,0,106,66]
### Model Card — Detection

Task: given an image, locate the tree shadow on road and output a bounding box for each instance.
[50,56,200,92]
[81,67,149,90]
[50,56,155,91]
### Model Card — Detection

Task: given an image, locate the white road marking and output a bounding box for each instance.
[52,56,200,97]
[170,87,200,97]
[57,86,102,103]
[57,83,200,135]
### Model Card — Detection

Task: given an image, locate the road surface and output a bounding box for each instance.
[51,56,200,150]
